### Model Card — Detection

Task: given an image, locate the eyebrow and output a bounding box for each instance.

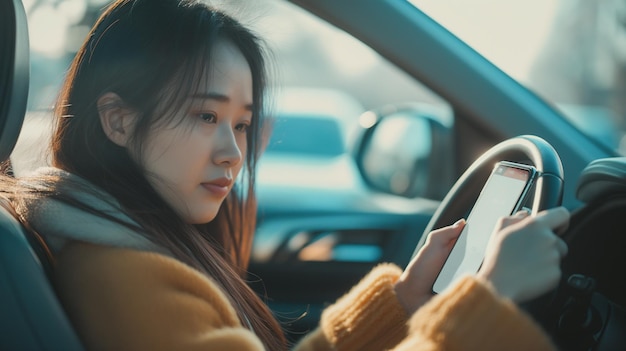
[190,93,253,111]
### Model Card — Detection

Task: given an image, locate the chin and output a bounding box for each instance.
[185,206,220,225]
[180,197,226,224]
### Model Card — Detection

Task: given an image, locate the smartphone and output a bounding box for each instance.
[432,161,538,294]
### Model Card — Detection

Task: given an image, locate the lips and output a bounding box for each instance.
[207,177,232,187]
[201,177,232,197]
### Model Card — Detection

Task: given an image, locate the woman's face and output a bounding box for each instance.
[139,39,253,224]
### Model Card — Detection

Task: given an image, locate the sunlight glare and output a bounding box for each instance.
[359,111,378,129]
[321,31,380,77]
[58,0,87,25]
[29,5,69,58]
[408,0,560,82]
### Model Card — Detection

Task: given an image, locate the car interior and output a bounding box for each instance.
[1,0,625,350]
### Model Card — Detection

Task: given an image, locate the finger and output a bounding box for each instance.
[440,218,466,238]
[452,218,466,228]
[556,237,568,258]
[534,206,570,231]
[513,208,531,217]
[498,212,528,229]
[437,218,466,234]
[428,219,465,244]
[554,216,570,236]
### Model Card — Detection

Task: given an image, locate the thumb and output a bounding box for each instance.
[430,218,465,239]
[495,210,530,231]
[428,219,465,246]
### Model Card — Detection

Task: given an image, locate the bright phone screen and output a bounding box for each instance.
[433,163,532,293]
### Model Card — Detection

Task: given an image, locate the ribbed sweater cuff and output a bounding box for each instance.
[408,276,556,351]
[321,263,408,351]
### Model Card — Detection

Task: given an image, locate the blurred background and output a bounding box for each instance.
[16,0,626,165]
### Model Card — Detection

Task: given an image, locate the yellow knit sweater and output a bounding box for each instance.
[53,242,556,351]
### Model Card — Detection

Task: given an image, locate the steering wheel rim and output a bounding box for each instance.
[411,134,564,259]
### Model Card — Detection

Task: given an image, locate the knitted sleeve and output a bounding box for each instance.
[392,276,557,351]
[295,263,410,351]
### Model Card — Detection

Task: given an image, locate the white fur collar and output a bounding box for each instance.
[18,167,169,256]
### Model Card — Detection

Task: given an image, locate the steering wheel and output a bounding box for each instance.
[408,134,567,336]
[409,135,626,349]
[411,134,564,259]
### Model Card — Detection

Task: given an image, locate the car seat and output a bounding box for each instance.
[544,156,626,349]
[563,156,626,308]
[0,0,84,349]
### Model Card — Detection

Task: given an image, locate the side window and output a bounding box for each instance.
[14,0,105,174]
[17,0,454,200]
[225,0,455,199]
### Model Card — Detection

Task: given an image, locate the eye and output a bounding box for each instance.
[235,122,250,133]
[197,112,217,123]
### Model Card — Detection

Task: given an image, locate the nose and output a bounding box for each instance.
[212,123,243,166]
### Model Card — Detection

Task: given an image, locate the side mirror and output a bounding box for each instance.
[355,104,454,199]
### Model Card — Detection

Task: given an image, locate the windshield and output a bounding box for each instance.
[409,0,626,154]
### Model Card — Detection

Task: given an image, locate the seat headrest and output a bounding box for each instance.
[0,0,30,163]
[576,157,626,203]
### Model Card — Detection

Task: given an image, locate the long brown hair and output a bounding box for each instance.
[20,0,285,349]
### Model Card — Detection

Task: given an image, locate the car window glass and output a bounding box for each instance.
[265,116,345,157]
[409,0,626,154]
[18,0,452,168]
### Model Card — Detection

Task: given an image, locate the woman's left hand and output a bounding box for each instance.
[393,219,465,315]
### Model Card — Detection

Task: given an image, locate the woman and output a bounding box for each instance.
[3,0,569,350]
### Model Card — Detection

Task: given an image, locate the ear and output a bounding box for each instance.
[97,92,137,148]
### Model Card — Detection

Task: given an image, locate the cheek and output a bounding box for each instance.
[141,130,205,187]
